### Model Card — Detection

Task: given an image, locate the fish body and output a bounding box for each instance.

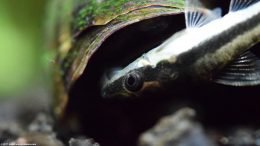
[101,0,260,97]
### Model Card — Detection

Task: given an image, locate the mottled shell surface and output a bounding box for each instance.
[49,0,184,116]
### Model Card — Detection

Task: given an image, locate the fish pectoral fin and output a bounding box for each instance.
[185,0,222,28]
[229,0,259,12]
[213,51,260,86]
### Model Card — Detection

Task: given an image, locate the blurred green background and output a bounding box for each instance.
[0,0,48,97]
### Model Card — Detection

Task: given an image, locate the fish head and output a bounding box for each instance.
[101,62,179,98]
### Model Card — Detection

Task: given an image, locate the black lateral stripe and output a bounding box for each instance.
[177,10,260,69]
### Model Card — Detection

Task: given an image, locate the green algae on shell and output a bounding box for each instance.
[73,0,184,34]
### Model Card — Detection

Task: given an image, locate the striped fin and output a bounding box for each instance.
[214,51,260,86]
[185,0,222,28]
[229,0,259,12]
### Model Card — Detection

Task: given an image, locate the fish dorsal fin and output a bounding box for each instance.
[185,0,222,28]
[213,51,260,86]
[229,0,259,12]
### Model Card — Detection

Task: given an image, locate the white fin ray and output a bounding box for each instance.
[185,0,222,28]
[229,0,259,12]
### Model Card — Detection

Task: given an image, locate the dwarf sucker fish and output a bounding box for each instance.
[101,0,260,98]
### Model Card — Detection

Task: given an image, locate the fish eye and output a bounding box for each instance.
[124,71,143,92]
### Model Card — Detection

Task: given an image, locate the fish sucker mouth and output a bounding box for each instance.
[101,85,130,98]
